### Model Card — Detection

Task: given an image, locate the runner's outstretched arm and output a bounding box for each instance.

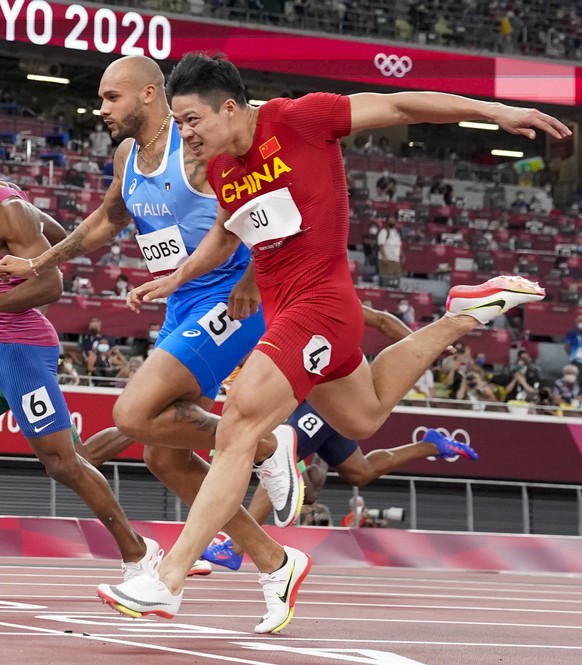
[349,91,571,140]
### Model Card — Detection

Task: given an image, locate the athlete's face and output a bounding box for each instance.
[172,93,235,161]
[98,73,146,142]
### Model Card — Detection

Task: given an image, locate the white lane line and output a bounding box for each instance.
[235,642,428,664]
[0,620,277,665]
[3,596,582,614]
[0,624,579,653]
[4,585,582,604]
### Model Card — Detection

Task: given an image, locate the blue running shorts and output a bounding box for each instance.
[157,290,266,400]
[0,343,72,440]
[289,401,358,467]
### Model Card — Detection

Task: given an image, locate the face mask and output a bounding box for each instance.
[116,282,126,290]
[475,358,485,367]
[149,330,160,340]
[398,304,408,313]
[577,323,582,331]
[63,361,73,371]
[98,343,110,353]
[563,374,577,383]
[111,246,121,256]
[369,226,379,236]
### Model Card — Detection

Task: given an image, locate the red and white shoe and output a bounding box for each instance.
[187,559,212,577]
[446,275,545,324]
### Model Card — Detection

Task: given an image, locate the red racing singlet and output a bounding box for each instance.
[208,93,353,296]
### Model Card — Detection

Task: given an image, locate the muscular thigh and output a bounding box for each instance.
[306,359,384,438]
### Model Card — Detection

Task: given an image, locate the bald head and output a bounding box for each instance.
[102,55,165,94]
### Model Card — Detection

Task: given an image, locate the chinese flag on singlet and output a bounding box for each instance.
[259,136,281,160]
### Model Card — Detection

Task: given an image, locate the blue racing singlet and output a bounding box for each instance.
[122,120,250,297]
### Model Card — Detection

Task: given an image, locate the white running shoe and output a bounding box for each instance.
[254,546,312,634]
[121,537,160,582]
[187,559,212,577]
[97,550,182,619]
[254,425,304,528]
[446,275,545,324]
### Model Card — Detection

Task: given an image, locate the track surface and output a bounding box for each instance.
[1,558,581,664]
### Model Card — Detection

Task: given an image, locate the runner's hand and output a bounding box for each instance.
[493,105,571,140]
[228,273,261,320]
[0,254,35,280]
[126,276,177,313]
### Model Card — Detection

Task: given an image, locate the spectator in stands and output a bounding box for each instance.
[504,356,540,403]
[442,183,454,205]
[70,274,94,297]
[361,221,380,267]
[510,190,530,213]
[564,314,582,385]
[552,364,581,406]
[115,355,145,385]
[88,121,113,158]
[58,352,80,386]
[340,495,368,528]
[377,218,402,279]
[86,338,127,387]
[98,241,130,267]
[81,317,114,356]
[61,167,85,189]
[394,298,416,326]
[456,370,499,407]
[474,351,494,374]
[131,322,162,358]
[377,137,393,157]
[301,502,332,527]
[375,172,397,200]
[113,274,131,299]
[442,342,474,397]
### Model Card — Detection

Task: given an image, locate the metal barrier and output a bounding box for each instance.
[2,455,580,535]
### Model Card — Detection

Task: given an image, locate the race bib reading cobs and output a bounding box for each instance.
[135,225,189,277]
[224,187,302,249]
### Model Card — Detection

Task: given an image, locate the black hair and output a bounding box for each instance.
[166,52,246,111]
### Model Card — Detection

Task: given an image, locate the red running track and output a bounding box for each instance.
[1,558,581,665]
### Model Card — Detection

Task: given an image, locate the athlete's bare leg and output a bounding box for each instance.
[143,446,284,571]
[108,349,286,573]
[335,441,439,487]
[28,429,145,563]
[155,315,480,593]
[307,315,480,438]
[78,427,133,467]
[112,348,275,461]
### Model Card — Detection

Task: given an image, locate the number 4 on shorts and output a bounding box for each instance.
[21,386,56,424]
[303,335,332,375]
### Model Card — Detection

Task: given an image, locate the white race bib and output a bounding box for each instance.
[224,187,302,249]
[135,225,188,277]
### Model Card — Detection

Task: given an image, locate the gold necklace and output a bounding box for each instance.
[137,112,171,153]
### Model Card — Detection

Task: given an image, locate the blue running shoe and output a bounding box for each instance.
[422,428,479,460]
[201,538,243,571]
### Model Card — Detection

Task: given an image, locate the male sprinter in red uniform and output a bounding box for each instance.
[93,54,565,621]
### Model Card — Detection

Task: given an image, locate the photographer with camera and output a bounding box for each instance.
[456,370,499,409]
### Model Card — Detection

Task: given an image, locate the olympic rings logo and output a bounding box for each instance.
[412,426,471,463]
[374,53,413,79]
